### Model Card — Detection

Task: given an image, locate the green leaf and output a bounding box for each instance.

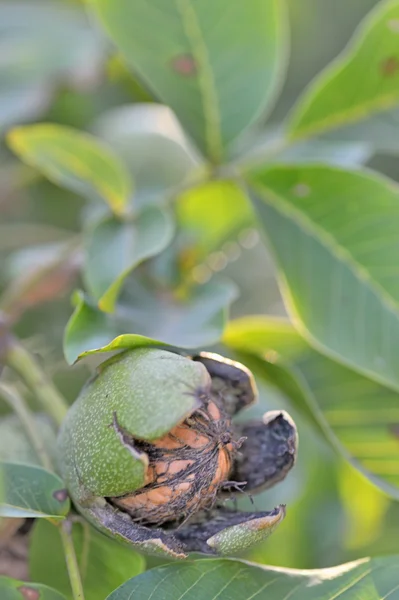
[0,576,66,600]
[177,181,254,268]
[64,277,238,364]
[84,206,174,311]
[7,124,132,216]
[63,291,134,365]
[88,0,288,162]
[224,316,399,498]
[248,164,399,393]
[106,556,399,600]
[93,103,199,208]
[0,462,69,519]
[288,0,399,143]
[30,519,145,600]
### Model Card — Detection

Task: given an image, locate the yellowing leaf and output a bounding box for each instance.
[7,124,132,215]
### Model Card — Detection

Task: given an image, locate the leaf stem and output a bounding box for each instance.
[0,382,53,472]
[78,518,91,581]
[59,520,85,600]
[5,341,68,428]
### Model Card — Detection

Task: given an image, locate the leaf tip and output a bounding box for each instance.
[98,292,116,314]
[6,127,25,154]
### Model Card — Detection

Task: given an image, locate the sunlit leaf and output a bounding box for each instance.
[338,461,390,550]
[89,0,288,161]
[177,181,254,268]
[248,164,399,393]
[7,124,132,215]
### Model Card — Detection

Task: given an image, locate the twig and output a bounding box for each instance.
[0,382,53,472]
[5,340,68,428]
[77,518,91,582]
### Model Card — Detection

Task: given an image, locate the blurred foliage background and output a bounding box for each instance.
[1,0,398,574]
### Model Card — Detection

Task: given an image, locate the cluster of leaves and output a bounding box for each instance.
[2,0,399,598]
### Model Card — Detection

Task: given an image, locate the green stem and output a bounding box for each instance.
[0,382,53,472]
[78,519,91,582]
[5,341,68,428]
[59,520,85,600]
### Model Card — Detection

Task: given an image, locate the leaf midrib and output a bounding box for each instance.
[251,179,399,323]
[175,0,223,163]
[249,177,399,395]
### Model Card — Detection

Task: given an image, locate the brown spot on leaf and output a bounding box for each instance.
[380,56,399,77]
[17,586,40,600]
[53,488,68,503]
[171,54,197,77]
